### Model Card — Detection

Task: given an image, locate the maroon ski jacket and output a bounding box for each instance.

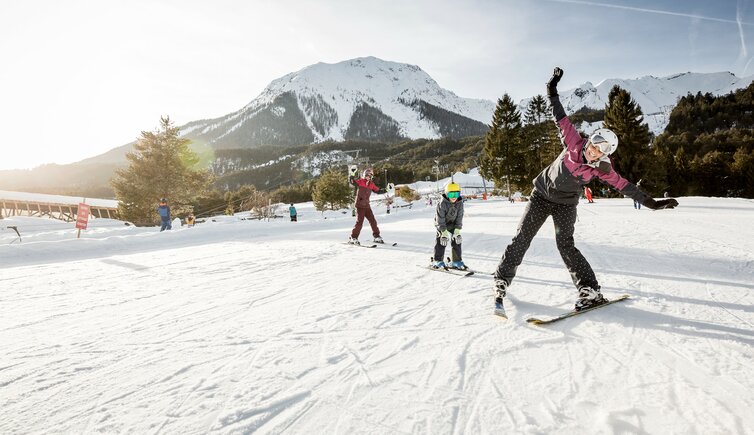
[351,177,385,209]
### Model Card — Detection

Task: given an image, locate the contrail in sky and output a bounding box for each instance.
[544,0,753,26]
[738,0,749,58]
[546,0,753,75]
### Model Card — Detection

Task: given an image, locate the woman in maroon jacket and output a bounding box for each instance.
[493,67,679,312]
[348,167,386,245]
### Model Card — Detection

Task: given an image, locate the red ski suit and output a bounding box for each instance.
[350,177,382,239]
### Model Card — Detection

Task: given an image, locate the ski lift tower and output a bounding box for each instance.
[433,160,449,193]
[342,149,369,169]
[432,160,440,193]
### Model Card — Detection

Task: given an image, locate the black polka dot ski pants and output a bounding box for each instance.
[494,192,599,291]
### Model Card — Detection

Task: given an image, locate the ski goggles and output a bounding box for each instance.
[589,134,611,154]
[447,191,460,199]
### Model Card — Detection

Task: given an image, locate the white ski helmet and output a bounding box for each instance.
[589,128,619,155]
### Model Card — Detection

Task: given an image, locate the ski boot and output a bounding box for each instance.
[493,278,508,300]
[493,278,509,318]
[575,287,607,311]
[431,260,446,269]
[348,237,360,246]
[374,236,384,244]
[450,260,468,270]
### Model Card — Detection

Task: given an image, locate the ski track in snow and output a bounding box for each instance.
[1,197,753,434]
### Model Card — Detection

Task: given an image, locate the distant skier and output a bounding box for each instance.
[157,198,172,231]
[493,67,679,312]
[348,167,386,245]
[289,204,297,222]
[431,182,466,270]
[584,186,593,203]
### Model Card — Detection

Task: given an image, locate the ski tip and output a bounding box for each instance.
[526,318,543,325]
[391,242,398,246]
[494,310,508,319]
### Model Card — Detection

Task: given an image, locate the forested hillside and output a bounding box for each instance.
[654,82,754,197]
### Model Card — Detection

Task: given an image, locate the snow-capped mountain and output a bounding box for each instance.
[81,62,754,168]
[181,57,494,148]
[518,71,754,134]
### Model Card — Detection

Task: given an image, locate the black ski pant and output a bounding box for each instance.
[494,192,599,291]
[433,226,462,262]
[351,207,380,239]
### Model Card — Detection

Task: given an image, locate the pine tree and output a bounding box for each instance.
[312,169,353,211]
[603,86,656,188]
[522,95,560,182]
[111,116,211,226]
[480,94,525,197]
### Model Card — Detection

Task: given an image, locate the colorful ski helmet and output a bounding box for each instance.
[445,182,461,194]
[589,128,619,155]
[362,167,374,178]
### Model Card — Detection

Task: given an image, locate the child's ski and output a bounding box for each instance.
[419,265,474,277]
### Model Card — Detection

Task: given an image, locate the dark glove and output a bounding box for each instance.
[546,67,563,97]
[643,198,679,210]
[654,198,679,209]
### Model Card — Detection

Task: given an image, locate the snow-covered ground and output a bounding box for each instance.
[2,196,753,434]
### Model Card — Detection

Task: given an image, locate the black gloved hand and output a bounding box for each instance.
[546,67,563,97]
[643,198,679,210]
[654,198,679,209]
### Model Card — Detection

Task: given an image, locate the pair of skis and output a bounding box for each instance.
[422,262,629,324]
[424,256,480,277]
[424,265,474,277]
[426,265,627,323]
[345,241,398,248]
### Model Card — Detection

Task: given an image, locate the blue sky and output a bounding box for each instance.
[0,0,751,170]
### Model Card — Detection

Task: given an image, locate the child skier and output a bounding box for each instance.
[493,67,679,311]
[348,167,386,245]
[432,182,466,270]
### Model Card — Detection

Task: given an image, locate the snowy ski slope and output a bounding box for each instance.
[1,197,753,434]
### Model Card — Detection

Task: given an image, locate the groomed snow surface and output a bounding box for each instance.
[2,197,753,434]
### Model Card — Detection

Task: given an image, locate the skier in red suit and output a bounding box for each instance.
[348,167,386,245]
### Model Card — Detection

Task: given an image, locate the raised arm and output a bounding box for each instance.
[547,67,566,121]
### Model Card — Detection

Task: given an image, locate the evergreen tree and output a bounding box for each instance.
[312,169,353,211]
[522,95,560,182]
[111,116,211,226]
[480,94,525,196]
[603,86,657,190]
[689,151,729,196]
[731,148,754,197]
